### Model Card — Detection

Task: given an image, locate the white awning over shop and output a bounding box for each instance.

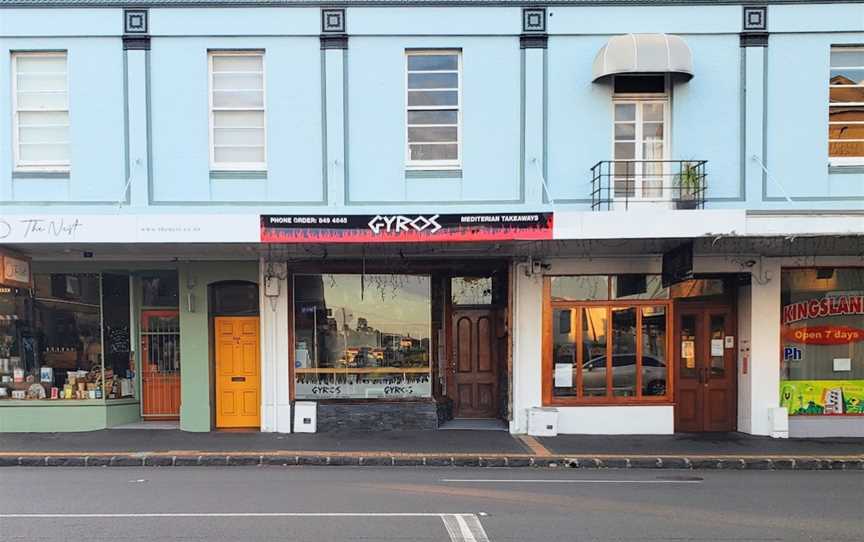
[592,33,694,82]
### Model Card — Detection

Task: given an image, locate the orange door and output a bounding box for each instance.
[215,316,261,428]
[141,310,181,419]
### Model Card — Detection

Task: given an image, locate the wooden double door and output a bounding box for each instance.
[449,308,500,419]
[675,304,737,432]
[214,316,261,428]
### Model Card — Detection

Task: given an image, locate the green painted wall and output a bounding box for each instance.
[105,401,142,427]
[0,401,141,432]
[178,261,258,432]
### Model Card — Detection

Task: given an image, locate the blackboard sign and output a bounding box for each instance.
[101,274,131,375]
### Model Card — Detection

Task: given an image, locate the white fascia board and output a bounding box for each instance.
[745,213,864,237]
[553,210,746,240]
[0,214,260,244]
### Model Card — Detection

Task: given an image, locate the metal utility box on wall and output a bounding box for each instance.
[528,407,559,437]
[293,401,317,433]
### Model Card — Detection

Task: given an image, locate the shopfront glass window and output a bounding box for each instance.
[551,308,577,397]
[142,272,179,308]
[611,275,669,300]
[641,306,667,396]
[293,274,432,399]
[2,274,99,401]
[612,307,637,397]
[581,308,609,397]
[547,275,671,403]
[451,277,493,305]
[780,268,864,416]
[102,273,133,399]
[551,276,609,301]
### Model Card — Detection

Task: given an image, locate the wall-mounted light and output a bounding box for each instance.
[187,292,195,313]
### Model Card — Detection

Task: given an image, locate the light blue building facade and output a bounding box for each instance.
[1,1,862,437]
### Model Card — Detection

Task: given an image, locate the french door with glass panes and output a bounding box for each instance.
[613,100,668,201]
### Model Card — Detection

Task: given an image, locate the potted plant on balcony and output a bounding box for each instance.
[675,161,702,210]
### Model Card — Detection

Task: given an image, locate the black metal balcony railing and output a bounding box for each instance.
[590,160,707,211]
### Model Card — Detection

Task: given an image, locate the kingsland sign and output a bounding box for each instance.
[782,295,864,325]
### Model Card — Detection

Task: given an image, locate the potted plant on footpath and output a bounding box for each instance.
[675,161,703,209]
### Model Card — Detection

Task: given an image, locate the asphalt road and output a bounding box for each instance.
[1,467,862,542]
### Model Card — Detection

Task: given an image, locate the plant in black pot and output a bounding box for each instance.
[675,161,703,210]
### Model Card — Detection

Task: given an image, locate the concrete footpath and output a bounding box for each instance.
[0,429,862,470]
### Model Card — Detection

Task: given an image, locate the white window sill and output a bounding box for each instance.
[406,165,461,172]
[828,162,864,174]
[405,169,462,179]
[12,169,70,179]
[210,170,268,180]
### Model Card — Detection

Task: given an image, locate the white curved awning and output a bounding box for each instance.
[592,33,694,82]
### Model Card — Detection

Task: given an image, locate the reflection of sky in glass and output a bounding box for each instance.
[310,274,431,339]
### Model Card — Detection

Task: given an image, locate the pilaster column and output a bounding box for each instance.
[510,262,544,433]
[123,9,151,207]
[521,8,548,206]
[260,260,292,433]
[747,258,782,436]
[321,9,348,207]
[741,6,768,204]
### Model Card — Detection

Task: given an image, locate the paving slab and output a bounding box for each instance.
[0,428,531,455]
[537,432,864,457]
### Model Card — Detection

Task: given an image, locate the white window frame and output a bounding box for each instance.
[611,76,671,201]
[828,46,864,166]
[405,49,462,170]
[11,51,70,172]
[208,50,267,172]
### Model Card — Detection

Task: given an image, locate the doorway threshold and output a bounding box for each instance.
[439,419,508,431]
[111,421,180,430]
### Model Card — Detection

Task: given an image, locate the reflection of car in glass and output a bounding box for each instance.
[581,354,666,396]
[351,347,376,367]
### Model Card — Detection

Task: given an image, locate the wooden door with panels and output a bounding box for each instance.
[675,304,737,432]
[449,308,499,418]
[215,316,261,428]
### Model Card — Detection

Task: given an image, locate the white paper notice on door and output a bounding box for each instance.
[711,339,724,357]
[554,363,573,387]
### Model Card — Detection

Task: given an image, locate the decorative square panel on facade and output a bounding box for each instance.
[322,9,346,33]
[522,8,546,33]
[743,6,767,32]
[124,9,148,34]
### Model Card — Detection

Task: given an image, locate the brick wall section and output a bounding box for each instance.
[316,401,440,431]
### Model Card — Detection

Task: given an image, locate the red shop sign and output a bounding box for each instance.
[260,213,554,244]
[783,325,864,345]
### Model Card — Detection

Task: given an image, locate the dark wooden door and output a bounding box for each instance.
[675,305,736,432]
[450,308,499,418]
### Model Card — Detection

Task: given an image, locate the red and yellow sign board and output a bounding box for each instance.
[0,249,31,288]
[783,325,864,345]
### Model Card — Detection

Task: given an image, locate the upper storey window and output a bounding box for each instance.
[829,47,864,165]
[12,52,70,171]
[209,51,266,171]
[612,75,669,200]
[406,50,461,169]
